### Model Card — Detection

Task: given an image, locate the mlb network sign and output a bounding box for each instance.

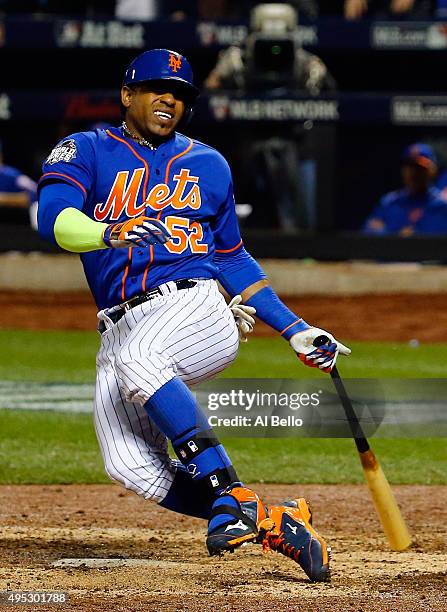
[209,96,339,122]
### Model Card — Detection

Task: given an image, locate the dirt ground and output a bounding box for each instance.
[1,291,446,609]
[0,484,445,612]
[3,290,447,342]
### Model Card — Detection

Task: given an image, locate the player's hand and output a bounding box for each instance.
[228,295,256,343]
[103,216,171,248]
[290,327,351,373]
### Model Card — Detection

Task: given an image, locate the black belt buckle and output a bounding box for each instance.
[124,286,162,311]
[175,279,197,290]
[98,279,197,335]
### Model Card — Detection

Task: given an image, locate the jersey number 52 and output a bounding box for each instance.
[164,215,208,255]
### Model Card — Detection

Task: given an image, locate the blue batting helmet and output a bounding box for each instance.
[402,143,438,170]
[123,49,199,103]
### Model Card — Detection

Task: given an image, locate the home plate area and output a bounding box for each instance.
[0,483,445,611]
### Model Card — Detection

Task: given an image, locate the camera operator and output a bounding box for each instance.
[205,3,336,230]
[205,4,335,94]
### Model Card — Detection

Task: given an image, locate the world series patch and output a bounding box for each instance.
[46,139,77,165]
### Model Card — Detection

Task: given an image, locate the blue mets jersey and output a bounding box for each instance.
[39,127,243,310]
[363,187,447,235]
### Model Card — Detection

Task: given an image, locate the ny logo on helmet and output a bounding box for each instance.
[169,53,182,73]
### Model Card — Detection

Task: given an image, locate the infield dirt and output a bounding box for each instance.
[0,483,445,611]
[3,291,447,342]
[1,291,446,610]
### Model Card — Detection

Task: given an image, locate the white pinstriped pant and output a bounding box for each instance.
[94,279,239,502]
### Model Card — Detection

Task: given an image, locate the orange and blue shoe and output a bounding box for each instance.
[206,483,267,555]
[258,498,331,582]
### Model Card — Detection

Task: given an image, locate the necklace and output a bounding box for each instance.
[121,121,157,150]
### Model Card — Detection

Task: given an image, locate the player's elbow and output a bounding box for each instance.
[37,200,58,244]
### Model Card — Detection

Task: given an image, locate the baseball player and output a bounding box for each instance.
[37,49,350,582]
[363,144,447,236]
[0,139,38,228]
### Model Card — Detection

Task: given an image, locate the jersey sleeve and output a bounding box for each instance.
[39,132,95,201]
[38,181,86,244]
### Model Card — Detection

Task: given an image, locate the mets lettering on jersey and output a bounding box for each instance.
[94,167,201,220]
[39,127,242,309]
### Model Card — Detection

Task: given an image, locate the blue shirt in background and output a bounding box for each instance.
[363,186,447,235]
[0,164,37,200]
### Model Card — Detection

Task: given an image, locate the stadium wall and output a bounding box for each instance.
[2,253,447,295]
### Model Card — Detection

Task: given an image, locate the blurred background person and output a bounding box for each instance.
[319,0,434,20]
[435,163,447,197]
[430,141,447,196]
[363,143,447,235]
[115,0,159,21]
[0,139,38,229]
[0,1,113,16]
[205,3,336,231]
[178,0,249,20]
[116,0,318,21]
[158,1,251,21]
[285,0,319,19]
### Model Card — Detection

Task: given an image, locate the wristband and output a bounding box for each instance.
[245,286,310,340]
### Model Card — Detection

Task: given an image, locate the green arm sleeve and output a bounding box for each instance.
[54,207,108,253]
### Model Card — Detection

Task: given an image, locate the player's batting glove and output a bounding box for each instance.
[103,216,171,248]
[228,295,256,343]
[290,327,351,373]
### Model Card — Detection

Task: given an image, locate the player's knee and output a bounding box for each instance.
[102,457,173,502]
[102,460,122,486]
[114,351,140,399]
[115,348,174,405]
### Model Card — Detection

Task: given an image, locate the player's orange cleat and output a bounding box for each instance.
[258,498,331,582]
[206,484,267,555]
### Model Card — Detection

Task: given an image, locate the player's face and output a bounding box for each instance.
[121,82,186,141]
[402,163,434,195]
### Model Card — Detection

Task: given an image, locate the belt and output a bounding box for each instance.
[98,279,197,334]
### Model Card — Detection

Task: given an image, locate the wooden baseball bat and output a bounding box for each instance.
[330,365,411,551]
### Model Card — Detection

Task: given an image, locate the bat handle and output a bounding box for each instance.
[330,366,370,453]
[313,336,342,380]
[313,335,331,348]
[330,364,340,380]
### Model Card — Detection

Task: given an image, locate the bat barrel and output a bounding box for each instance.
[329,365,412,551]
[360,449,412,551]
